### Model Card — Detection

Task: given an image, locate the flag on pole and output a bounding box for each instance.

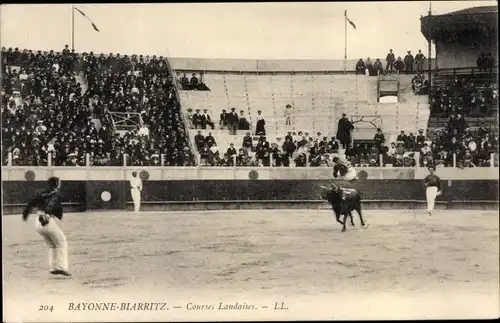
[345,10,356,30]
[74,7,100,32]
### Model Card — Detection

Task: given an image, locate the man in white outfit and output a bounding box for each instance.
[130,171,143,212]
[424,166,442,216]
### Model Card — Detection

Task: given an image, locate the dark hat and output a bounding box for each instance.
[47,176,60,189]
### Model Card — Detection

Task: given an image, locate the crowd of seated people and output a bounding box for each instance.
[176,72,210,91]
[430,75,497,118]
[1,46,194,166]
[420,118,498,168]
[186,107,252,134]
[411,73,430,95]
[189,120,497,168]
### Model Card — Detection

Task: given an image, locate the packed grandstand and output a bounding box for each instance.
[1,6,498,169]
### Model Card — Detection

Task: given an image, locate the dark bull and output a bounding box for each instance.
[320,183,367,232]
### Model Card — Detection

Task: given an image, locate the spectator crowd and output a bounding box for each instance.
[2,46,194,166]
[188,110,497,168]
[356,49,427,76]
[2,47,497,169]
[176,72,210,91]
[430,75,497,118]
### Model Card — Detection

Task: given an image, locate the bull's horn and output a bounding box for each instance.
[320,185,327,189]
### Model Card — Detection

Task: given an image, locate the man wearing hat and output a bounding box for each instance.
[201,109,215,130]
[385,49,396,73]
[219,109,228,129]
[404,50,414,74]
[227,108,239,135]
[192,109,202,129]
[424,166,441,217]
[416,129,426,151]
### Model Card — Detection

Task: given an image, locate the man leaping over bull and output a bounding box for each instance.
[330,155,358,184]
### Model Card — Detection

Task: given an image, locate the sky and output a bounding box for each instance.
[0,1,496,60]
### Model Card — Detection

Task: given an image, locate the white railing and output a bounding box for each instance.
[6,152,498,169]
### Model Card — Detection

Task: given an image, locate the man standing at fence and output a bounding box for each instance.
[424,166,441,217]
[130,171,143,213]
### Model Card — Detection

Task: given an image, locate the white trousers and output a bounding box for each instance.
[426,186,438,212]
[35,218,68,271]
[341,168,357,181]
[131,188,141,212]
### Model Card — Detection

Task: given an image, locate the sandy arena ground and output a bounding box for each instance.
[2,209,499,321]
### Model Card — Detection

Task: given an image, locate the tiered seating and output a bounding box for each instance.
[1,47,194,166]
[180,72,430,154]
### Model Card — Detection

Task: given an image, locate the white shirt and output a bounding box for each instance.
[129,176,142,190]
[138,126,149,137]
[256,114,264,121]
[468,141,477,152]
[297,145,308,155]
[210,146,219,154]
[52,63,60,72]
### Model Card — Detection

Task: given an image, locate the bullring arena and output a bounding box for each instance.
[3,209,499,321]
[2,3,499,322]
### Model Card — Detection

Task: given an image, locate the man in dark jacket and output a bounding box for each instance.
[415,50,426,73]
[201,109,215,130]
[394,57,405,73]
[205,132,216,148]
[219,109,228,129]
[22,177,71,276]
[385,49,395,73]
[242,132,253,152]
[238,110,250,130]
[226,143,237,166]
[416,129,426,151]
[373,128,385,153]
[336,114,354,149]
[194,130,205,151]
[404,51,414,74]
[192,109,202,129]
[226,108,239,135]
[397,130,408,148]
[189,73,199,90]
[355,59,366,75]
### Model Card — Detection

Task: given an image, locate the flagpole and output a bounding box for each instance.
[427,1,432,103]
[344,10,347,74]
[71,5,75,51]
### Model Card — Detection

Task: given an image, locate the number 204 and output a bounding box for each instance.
[39,305,54,312]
